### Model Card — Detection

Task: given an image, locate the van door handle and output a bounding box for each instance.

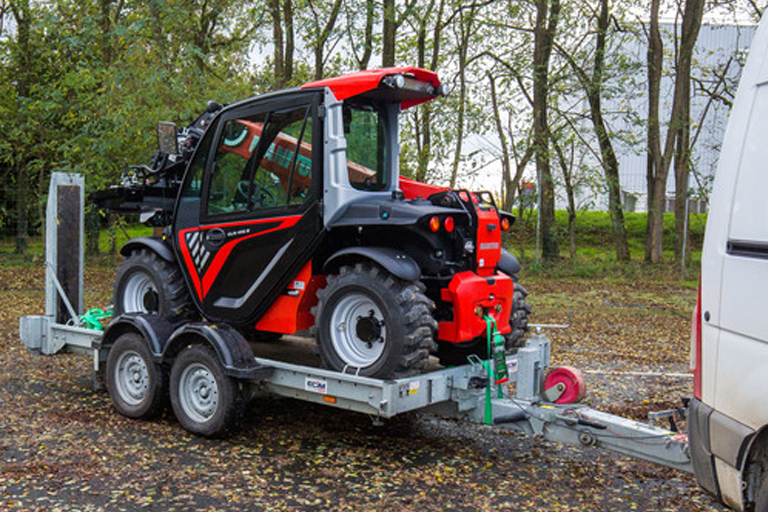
[206,228,226,247]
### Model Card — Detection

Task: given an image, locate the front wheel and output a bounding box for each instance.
[113,248,194,323]
[170,344,244,437]
[314,263,437,379]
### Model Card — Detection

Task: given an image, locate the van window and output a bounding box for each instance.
[730,84,768,242]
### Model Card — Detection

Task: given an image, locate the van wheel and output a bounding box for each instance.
[314,263,437,379]
[114,249,194,323]
[756,474,768,512]
[106,332,166,419]
[170,344,244,438]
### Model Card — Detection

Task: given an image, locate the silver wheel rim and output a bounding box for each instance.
[329,293,386,368]
[122,271,159,314]
[115,350,150,406]
[178,362,219,424]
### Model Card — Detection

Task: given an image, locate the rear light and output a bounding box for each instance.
[501,218,510,231]
[444,217,455,232]
[690,282,703,399]
[429,216,441,232]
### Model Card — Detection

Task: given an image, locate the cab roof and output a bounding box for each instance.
[301,67,441,109]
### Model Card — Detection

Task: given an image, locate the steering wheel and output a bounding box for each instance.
[235,180,278,208]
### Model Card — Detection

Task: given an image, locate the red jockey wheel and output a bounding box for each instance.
[544,366,587,404]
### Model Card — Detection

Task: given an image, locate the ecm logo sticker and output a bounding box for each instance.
[305,377,328,394]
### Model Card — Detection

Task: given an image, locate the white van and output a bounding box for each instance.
[690,14,768,512]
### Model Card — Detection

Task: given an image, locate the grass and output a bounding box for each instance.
[0,210,705,281]
[507,210,705,282]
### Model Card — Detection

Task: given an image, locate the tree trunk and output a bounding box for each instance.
[533,0,560,260]
[552,137,577,259]
[283,0,294,84]
[11,0,31,256]
[673,0,705,263]
[383,0,396,67]
[270,0,284,88]
[645,0,664,262]
[589,0,629,261]
[359,0,375,69]
[313,0,343,81]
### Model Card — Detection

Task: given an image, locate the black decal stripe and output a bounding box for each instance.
[727,240,768,260]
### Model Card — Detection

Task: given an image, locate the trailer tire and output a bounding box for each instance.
[314,263,437,379]
[113,248,194,323]
[505,281,531,351]
[170,344,244,438]
[106,332,166,419]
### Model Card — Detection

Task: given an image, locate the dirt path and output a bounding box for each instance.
[0,267,726,511]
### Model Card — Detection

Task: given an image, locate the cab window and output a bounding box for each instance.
[206,103,314,216]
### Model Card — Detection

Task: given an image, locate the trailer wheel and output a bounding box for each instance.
[106,332,166,419]
[113,248,194,323]
[314,263,437,379]
[170,344,244,437]
[505,281,532,351]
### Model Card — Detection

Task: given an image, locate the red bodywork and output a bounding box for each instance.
[255,261,327,334]
[439,271,513,341]
[301,67,441,109]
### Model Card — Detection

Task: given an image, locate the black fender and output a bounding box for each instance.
[101,313,179,361]
[323,246,421,282]
[498,248,521,278]
[120,236,175,263]
[163,323,270,380]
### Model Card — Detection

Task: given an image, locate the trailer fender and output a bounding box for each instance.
[498,248,521,277]
[163,323,267,380]
[101,313,178,360]
[323,247,420,282]
[120,236,175,263]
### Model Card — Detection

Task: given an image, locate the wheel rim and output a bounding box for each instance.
[178,362,219,423]
[114,350,150,406]
[122,271,159,314]
[329,293,387,368]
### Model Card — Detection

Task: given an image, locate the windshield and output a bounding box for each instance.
[344,104,387,191]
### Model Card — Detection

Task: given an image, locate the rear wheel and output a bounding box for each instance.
[505,281,532,351]
[113,248,194,323]
[170,344,244,437]
[106,332,166,419]
[314,263,437,379]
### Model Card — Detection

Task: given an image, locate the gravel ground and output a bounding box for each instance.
[0,266,729,511]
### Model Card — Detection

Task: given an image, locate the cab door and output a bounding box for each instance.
[173,91,324,325]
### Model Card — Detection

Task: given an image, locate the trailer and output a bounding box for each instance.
[17,172,692,476]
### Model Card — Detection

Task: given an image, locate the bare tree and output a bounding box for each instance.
[533,0,561,260]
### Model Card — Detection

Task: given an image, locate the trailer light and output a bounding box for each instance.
[429,216,441,232]
[444,216,455,233]
[501,218,511,231]
[323,396,337,404]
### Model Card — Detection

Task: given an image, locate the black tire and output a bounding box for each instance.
[505,281,532,351]
[756,473,768,512]
[313,263,437,379]
[113,248,195,323]
[170,344,244,437]
[106,332,166,419]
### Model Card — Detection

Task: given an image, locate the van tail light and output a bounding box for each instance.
[690,282,703,400]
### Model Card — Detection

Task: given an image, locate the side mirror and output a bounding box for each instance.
[157,121,178,155]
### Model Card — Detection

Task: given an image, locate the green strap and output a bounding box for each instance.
[484,316,494,425]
